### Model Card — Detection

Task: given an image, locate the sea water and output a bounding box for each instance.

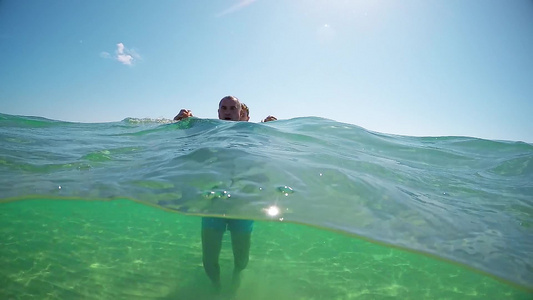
[0,113,531,299]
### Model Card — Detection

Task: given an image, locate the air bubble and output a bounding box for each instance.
[277,186,294,196]
[215,190,230,198]
[205,190,231,199]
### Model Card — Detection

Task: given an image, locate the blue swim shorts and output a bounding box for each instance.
[202,217,254,233]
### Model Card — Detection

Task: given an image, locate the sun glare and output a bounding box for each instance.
[265,205,280,217]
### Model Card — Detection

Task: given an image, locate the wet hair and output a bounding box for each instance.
[241,103,249,116]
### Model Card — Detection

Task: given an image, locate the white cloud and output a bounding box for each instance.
[115,42,140,65]
[216,0,257,17]
[116,43,133,65]
[100,43,141,66]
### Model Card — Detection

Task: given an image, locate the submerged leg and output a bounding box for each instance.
[230,231,251,290]
[202,228,224,292]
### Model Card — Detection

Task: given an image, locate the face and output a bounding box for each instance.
[218,97,241,121]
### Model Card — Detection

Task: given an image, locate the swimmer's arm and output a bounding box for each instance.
[174,109,193,121]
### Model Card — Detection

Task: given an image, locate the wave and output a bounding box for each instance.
[0,113,532,290]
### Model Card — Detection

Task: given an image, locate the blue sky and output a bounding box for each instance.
[0,0,532,142]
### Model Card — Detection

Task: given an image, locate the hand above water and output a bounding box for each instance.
[174,109,193,121]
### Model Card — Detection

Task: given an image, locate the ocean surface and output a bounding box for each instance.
[0,113,531,299]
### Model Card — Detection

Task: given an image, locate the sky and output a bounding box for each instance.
[0,0,532,142]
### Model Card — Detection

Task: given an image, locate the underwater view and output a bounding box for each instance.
[0,113,532,299]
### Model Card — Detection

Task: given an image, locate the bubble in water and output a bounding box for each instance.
[215,190,230,198]
[204,191,215,200]
[204,190,231,199]
[278,186,294,196]
[77,164,92,171]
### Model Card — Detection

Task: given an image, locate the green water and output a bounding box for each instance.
[1,113,532,298]
[0,199,529,300]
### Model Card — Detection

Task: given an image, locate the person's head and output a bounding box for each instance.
[240,103,250,121]
[262,115,278,122]
[218,96,242,121]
